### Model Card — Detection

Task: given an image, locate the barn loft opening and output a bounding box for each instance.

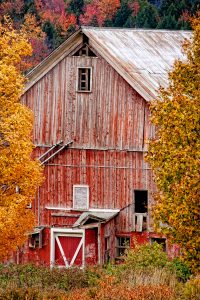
[78,68,92,92]
[134,190,148,213]
[73,44,97,57]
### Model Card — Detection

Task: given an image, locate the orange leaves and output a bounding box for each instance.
[96,0,121,22]
[35,0,77,35]
[80,0,121,26]
[21,13,49,71]
[146,15,200,273]
[67,278,176,300]
[0,19,32,103]
[0,20,43,260]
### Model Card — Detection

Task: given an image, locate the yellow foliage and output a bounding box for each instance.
[0,19,43,259]
[21,13,46,40]
[146,15,200,273]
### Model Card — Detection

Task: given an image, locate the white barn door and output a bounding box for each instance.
[50,228,85,268]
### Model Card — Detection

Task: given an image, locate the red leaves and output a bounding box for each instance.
[80,0,120,26]
[35,0,77,33]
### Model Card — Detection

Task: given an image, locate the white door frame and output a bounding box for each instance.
[50,228,85,268]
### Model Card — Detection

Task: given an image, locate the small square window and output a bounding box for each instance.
[116,236,130,257]
[28,228,43,249]
[73,185,89,210]
[77,68,92,92]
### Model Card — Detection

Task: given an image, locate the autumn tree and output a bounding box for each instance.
[0,19,43,259]
[96,0,121,23]
[21,13,49,71]
[35,0,77,38]
[146,16,200,272]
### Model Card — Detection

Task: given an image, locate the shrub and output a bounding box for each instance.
[114,242,191,284]
[0,287,68,300]
[124,242,170,270]
[0,264,88,292]
[68,276,177,300]
[180,277,200,300]
[170,258,191,282]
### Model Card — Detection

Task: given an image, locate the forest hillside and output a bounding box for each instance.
[0,0,199,70]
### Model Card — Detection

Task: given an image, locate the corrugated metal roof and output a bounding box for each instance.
[73,211,119,227]
[82,27,191,101]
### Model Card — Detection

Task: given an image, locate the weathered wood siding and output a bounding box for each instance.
[22,54,155,150]
[19,47,159,265]
[32,148,155,232]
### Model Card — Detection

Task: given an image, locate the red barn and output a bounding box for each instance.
[19,28,190,267]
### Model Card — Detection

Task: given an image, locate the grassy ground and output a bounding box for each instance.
[0,243,199,300]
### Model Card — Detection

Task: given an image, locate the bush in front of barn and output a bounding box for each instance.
[0,263,88,294]
[0,243,197,300]
[103,242,191,284]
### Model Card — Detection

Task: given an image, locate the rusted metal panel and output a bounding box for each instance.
[25,28,191,102]
[82,28,191,101]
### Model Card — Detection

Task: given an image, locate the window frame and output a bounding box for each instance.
[73,184,89,210]
[77,67,92,93]
[115,236,130,258]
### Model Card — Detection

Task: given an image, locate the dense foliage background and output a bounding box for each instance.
[0,0,198,70]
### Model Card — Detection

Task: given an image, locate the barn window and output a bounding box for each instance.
[73,185,89,210]
[116,236,130,258]
[134,190,148,213]
[77,68,92,92]
[150,238,166,252]
[133,190,148,232]
[28,227,43,249]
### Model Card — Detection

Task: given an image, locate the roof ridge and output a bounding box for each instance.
[81,26,192,33]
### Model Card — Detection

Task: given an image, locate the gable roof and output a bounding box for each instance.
[25,27,191,101]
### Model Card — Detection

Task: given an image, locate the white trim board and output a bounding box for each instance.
[46,206,120,213]
[50,228,85,269]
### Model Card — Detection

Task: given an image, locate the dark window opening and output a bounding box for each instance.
[134,190,148,213]
[104,236,110,263]
[116,236,130,257]
[73,44,97,57]
[78,68,91,92]
[151,238,166,252]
